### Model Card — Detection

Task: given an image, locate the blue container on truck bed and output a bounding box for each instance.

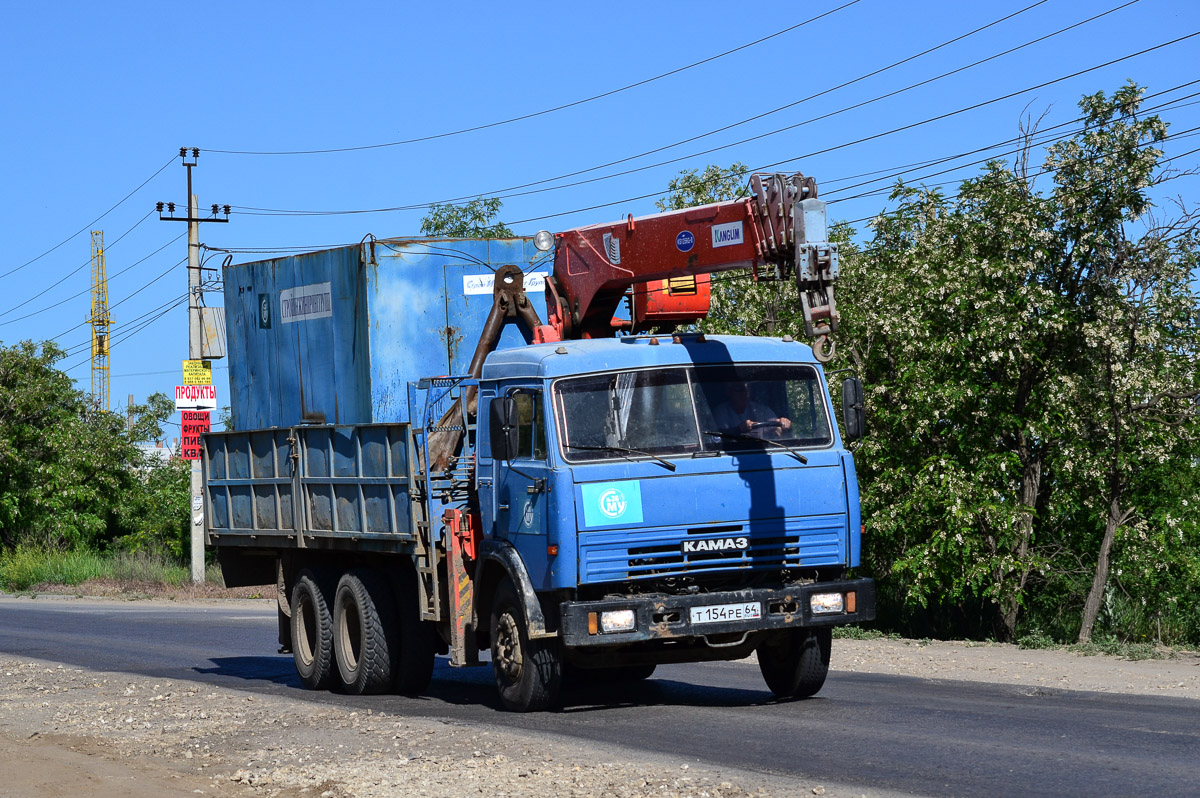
[222,237,549,428]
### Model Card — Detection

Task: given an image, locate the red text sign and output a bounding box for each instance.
[181,410,211,460]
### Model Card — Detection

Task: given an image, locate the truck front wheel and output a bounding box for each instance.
[490,577,562,712]
[757,627,831,699]
[291,569,335,690]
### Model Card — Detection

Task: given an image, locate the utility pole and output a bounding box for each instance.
[158,147,230,583]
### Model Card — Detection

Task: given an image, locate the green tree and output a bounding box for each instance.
[420,197,514,238]
[114,392,190,558]
[0,341,189,558]
[838,83,1200,642]
[0,340,137,550]
[655,163,749,211]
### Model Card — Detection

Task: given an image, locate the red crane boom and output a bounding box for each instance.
[534,172,841,361]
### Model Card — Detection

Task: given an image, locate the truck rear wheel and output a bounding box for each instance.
[291,569,335,690]
[490,576,562,712]
[758,627,831,699]
[333,570,398,695]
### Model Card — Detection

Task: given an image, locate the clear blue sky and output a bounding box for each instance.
[1,0,1196,439]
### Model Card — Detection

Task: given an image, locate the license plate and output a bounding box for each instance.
[689,602,762,625]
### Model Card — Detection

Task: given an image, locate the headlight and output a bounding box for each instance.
[810,592,845,614]
[600,609,636,633]
[533,229,555,252]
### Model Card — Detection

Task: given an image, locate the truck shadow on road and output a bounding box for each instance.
[192,656,785,714]
[194,656,303,688]
[426,660,781,713]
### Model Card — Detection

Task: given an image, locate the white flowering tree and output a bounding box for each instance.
[839,83,1200,642]
[659,108,1198,644]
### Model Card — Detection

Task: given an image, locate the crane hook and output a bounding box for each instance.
[813,335,836,363]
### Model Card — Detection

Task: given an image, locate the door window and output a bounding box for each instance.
[510,390,547,460]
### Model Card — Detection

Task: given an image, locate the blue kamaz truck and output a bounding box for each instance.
[204,172,874,711]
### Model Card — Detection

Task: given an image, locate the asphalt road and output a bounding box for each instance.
[2,596,1197,797]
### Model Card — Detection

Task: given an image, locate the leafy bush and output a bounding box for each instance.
[1016,629,1057,650]
[1069,635,1167,662]
[833,625,900,641]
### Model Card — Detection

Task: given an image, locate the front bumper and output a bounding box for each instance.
[559,578,875,648]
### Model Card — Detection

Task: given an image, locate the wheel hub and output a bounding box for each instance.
[495,612,523,681]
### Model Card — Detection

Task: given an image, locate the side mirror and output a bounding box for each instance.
[488,396,520,460]
[841,377,865,442]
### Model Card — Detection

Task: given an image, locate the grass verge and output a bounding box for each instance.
[0,547,226,594]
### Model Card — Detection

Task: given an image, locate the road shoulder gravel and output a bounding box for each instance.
[1,595,1197,798]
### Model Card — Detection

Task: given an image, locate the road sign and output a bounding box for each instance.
[175,384,217,411]
[182,359,212,385]
[180,410,210,460]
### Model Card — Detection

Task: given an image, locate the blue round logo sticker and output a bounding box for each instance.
[675,231,695,252]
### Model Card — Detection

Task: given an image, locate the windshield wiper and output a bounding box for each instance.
[702,431,808,464]
[565,444,677,472]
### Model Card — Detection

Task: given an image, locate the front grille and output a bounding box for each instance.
[579,519,845,584]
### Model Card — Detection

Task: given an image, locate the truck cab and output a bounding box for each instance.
[473,334,873,704]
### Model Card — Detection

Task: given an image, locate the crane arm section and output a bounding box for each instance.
[535,172,841,361]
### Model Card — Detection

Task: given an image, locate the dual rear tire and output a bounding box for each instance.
[290,567,434,696]
[291,569,335,690]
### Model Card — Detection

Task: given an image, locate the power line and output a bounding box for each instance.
[484,0,1146,215]
[232,0,1073,218]
[112,364,228,379]
[215,91,1200,260]
[834,130,1200,228]
[48,257,189,342]
[1,155,176,282]
[501,30,1200,226]
[827,124,1200,207]
[0,230,186,327]
[65,130,1195,362]
[821,98,1200,202]
[61,294,188,372]
[110,256,190,312]
[202,0,863,156]
[687,81,1200,209]
[0,210,158,319]
[203,243,359,255]
[60,291,187,358]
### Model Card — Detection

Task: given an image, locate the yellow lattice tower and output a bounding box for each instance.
[89,231,112,410]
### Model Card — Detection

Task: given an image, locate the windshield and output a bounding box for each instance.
[554,364,832,463]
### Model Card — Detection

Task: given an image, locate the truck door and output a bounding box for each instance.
[493,388,551,578]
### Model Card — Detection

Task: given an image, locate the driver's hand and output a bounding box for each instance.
[741,419,755,432]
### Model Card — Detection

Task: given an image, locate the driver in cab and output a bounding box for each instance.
[713,382,791,439]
